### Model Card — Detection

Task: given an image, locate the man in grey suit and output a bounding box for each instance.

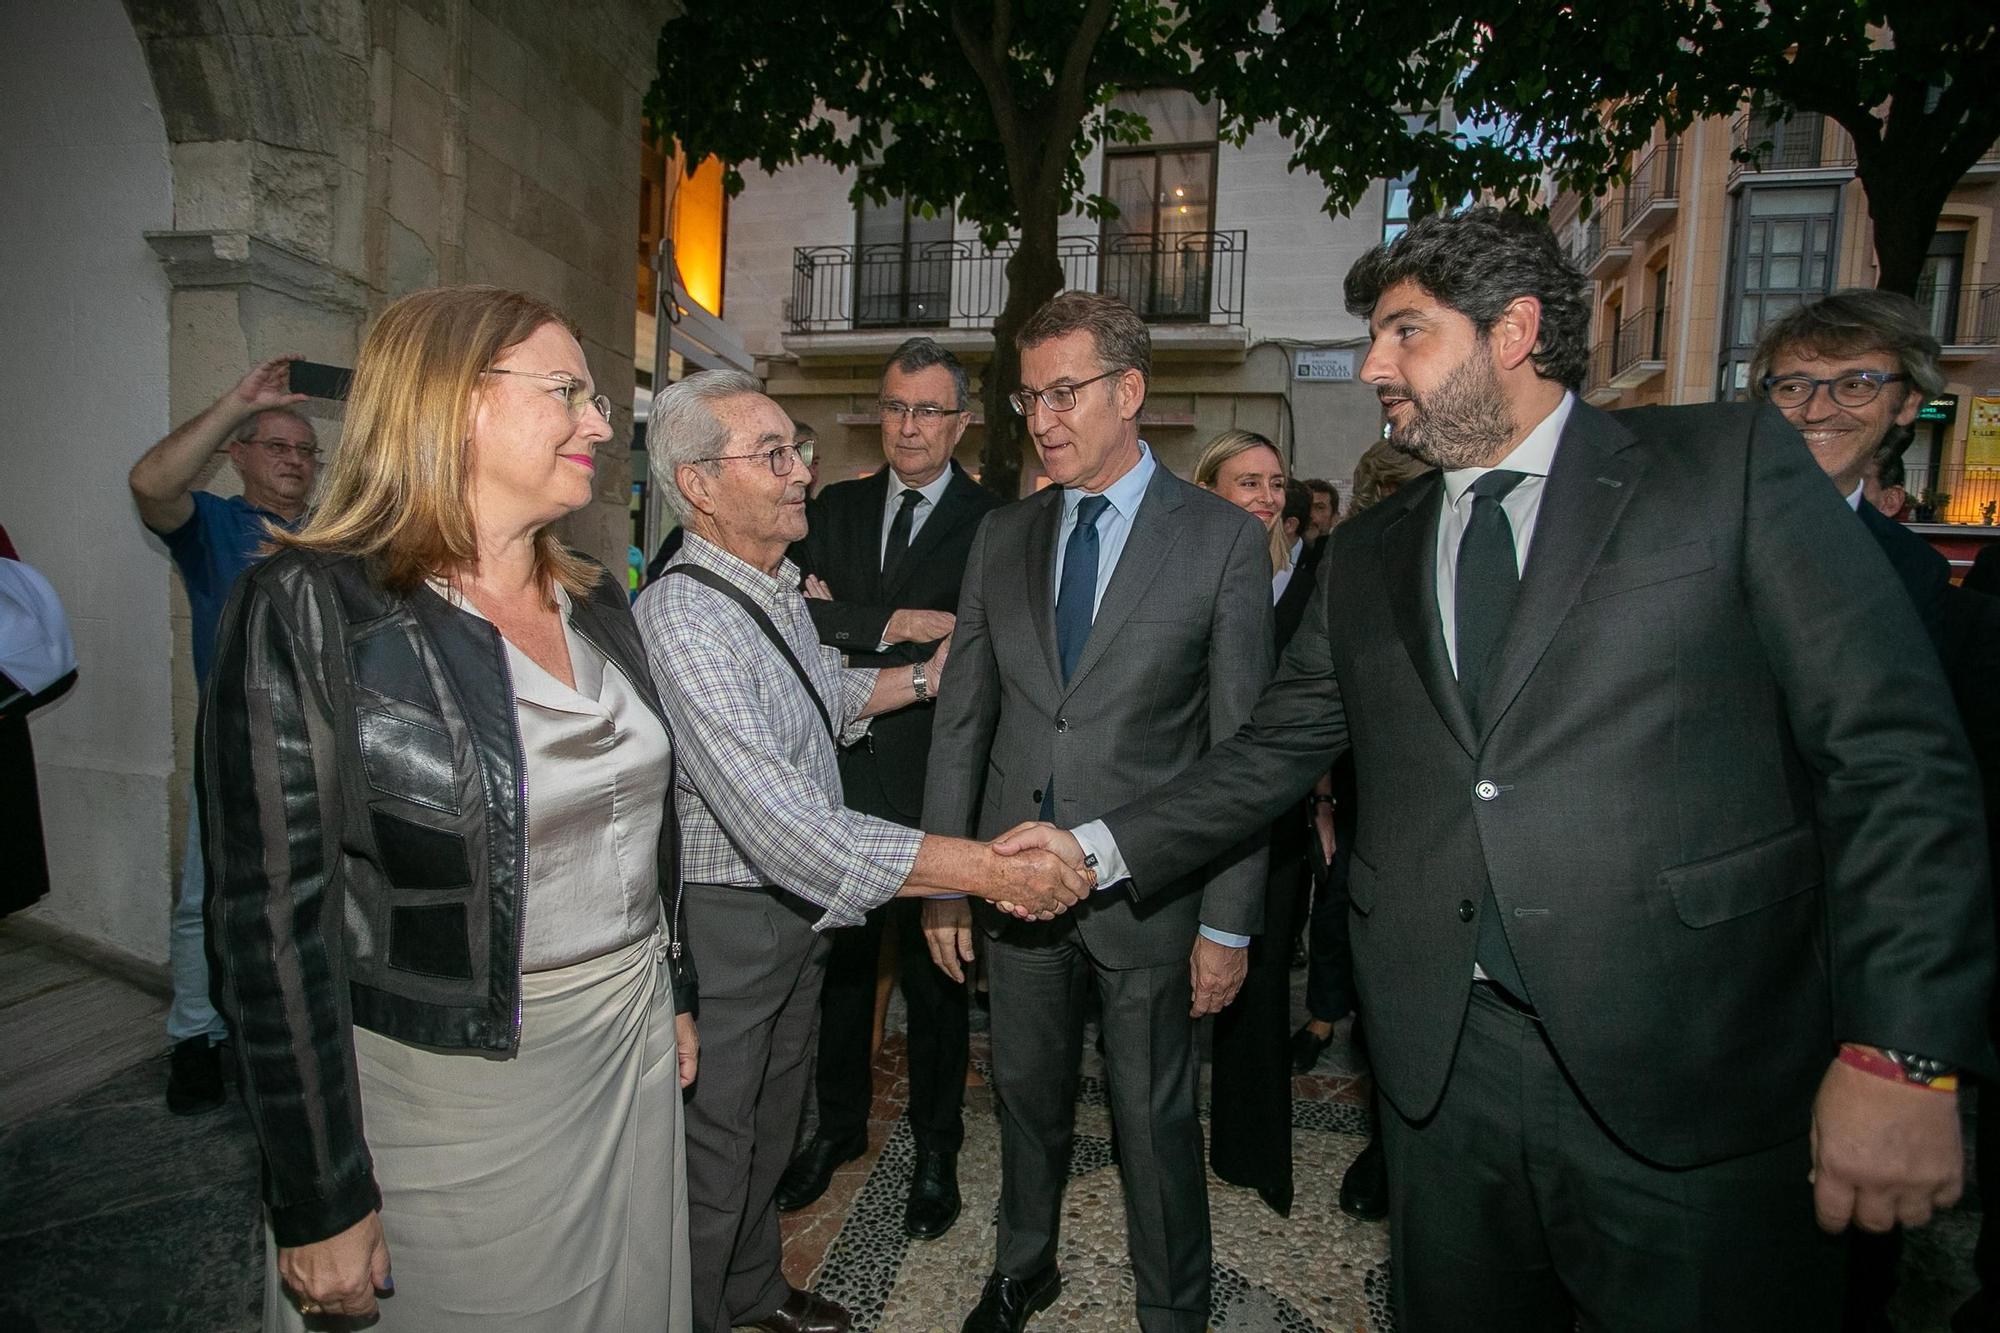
[1002,210,1993,1332]
[921,292,1275,1333]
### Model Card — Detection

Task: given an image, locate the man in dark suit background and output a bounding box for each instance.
[922,292,1274,1333]
[775,338,1001,1239]
[1752,289,1951,647]
[1003,208,1992,1331]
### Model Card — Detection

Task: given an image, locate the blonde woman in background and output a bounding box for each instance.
[202,285,695,1331]
[1191,426,1324,1216]
[1193,429,1294,583]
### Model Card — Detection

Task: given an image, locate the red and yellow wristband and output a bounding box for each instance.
[1838,1043,1959,1093]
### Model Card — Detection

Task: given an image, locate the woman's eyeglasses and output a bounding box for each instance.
[483,368,614,424]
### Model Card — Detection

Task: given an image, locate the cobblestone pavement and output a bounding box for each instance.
[0,924,1984,1332]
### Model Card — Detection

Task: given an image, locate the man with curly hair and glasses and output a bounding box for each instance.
[1752,288,1951,644]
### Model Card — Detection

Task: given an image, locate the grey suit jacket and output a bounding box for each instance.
[923,463,1275,968]
[1103,400,1993,1166]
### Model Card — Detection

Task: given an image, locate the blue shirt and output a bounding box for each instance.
[1052,441,1157,615]
[153,492,298,686]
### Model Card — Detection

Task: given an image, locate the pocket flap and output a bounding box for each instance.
[1580,540,1713,603]
[1347,848,1378,915]
[1662,825,1821,928]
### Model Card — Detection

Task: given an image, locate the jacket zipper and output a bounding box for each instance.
[494,636,530,1051]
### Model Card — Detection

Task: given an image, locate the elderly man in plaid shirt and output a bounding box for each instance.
[634,369,1087,1333]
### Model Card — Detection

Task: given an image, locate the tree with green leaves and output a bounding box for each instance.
[649,0,1226,498]
[1185,0,2000,294]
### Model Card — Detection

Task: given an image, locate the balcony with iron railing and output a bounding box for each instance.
[1900,465,2000,527]
[1564,200,1631,282]
[1728,111,1857,186]
[1621,140,1680,239]
[1913,282,2000,354]
[1584,308,1670,402]
[785,232,1248,344]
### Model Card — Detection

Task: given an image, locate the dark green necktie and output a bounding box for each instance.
[1456,469,1531,1002]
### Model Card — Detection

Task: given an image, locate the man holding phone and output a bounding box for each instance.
[128,354,321,1114]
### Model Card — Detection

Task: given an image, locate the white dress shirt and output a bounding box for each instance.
[1436,393,1574,674]
[1271,536,1304,605]
[878,465,957,567]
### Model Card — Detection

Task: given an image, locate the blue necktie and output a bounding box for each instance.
[1056,495,1111,684]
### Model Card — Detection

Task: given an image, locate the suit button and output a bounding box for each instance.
[1474,779,1499,801]
[1458,899,1476,922]
[1056,718,1068,733]
[1032,789,1044,804]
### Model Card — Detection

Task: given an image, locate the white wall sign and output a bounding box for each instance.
[1293,347,1357,382]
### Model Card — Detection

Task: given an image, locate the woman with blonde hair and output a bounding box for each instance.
[1191,425,1325,1216]
[1193,428,1294,579]
[201,285,695,1331]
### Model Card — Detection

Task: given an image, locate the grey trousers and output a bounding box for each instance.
[986,928,1210,1333]
[1382,983,1845,1333]
[682,883,830,1333]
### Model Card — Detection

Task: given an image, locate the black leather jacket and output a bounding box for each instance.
[197,549,694,1246]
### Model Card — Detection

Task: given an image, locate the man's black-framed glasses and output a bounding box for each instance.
[1760,371,1909,410]
[701,440,816,476]
[879,400,965,426]
[1009,368,1124,417]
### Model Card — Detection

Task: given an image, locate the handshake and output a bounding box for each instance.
[920,822,1091,984]
[983,821,1094,920]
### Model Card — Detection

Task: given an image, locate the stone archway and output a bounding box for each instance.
[0,0,178,959]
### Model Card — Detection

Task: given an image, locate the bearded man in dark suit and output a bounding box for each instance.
[775,338,1001,1239]
[1001,208,1993,1332]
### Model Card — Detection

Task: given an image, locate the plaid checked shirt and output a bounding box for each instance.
[633,533,924,929]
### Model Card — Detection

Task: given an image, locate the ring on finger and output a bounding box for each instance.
[297,1300,322,1314]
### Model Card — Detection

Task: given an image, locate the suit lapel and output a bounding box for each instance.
[1379,474,1479,758]
[881,463,972,602]
[847,468,894,600]
[1024,488,1064,691]
[1063,467,1184,699]
[1476,402,1642,742]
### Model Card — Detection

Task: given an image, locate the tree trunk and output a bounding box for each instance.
[979,227,1066,499]
[1862,167,1949,296]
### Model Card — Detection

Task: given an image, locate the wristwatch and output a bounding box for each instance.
[1881,1048,1957,1088]
[910,660,931,702]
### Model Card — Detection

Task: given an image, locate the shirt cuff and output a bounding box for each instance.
[1072,820,1130,891]
[1198,926,1251,948]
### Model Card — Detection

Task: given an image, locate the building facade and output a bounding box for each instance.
[1550,111,2000,532]
[689,90,1398,512]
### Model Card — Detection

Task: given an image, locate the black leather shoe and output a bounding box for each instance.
[775,1131,867,1212]
[1338,1136,1388,1221]
[1289,1021,1335,1074]
[749,1286,852,1333]
[962,1267,1061,1333]
[166,1037,225,1115]
[904,1147,961,1239]
[1255,1179,1293,1218]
